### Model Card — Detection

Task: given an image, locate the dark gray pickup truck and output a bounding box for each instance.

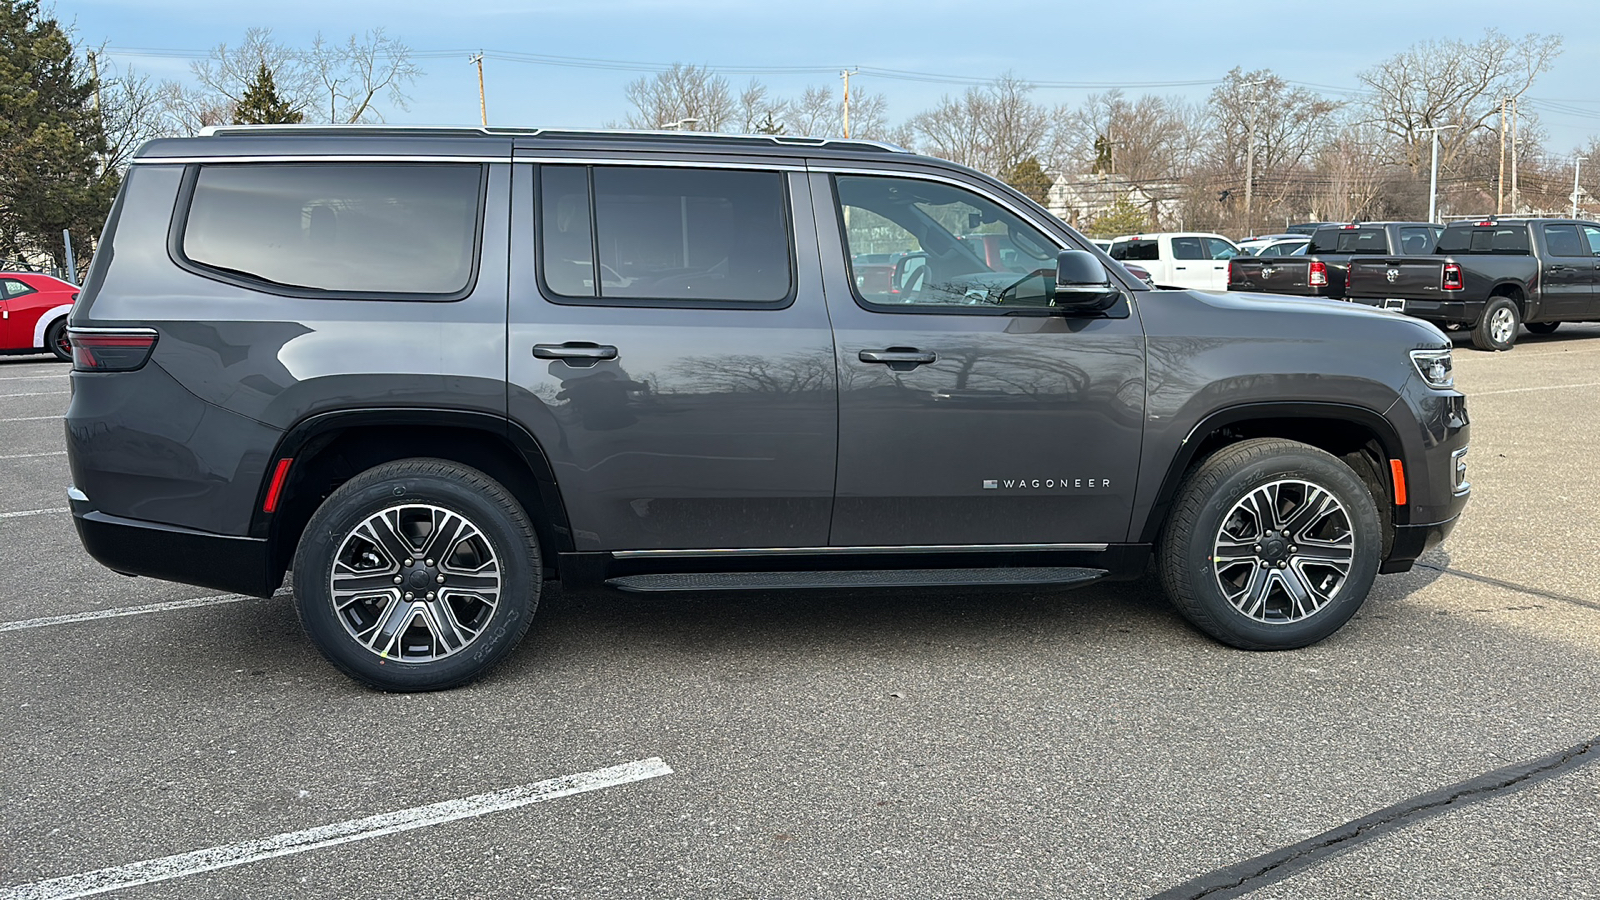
[1345,218,1600,350]
[1228,222,1442,299]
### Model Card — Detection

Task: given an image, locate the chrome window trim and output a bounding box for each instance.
[1451,446,1471,496]
[131,155,503,165]
[611,543,1108,559]
[515,156,804,172]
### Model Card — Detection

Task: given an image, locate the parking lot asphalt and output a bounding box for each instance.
[4,326,1600,899]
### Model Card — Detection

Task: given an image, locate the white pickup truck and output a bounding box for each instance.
[1106,232,1242,291]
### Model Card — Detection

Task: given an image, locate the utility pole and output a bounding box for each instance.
[1497,97,1506,215]
[1510,97,1520,213]
[840,69,857,139]
[1241,79,1267,239]
[1573,156,1589,218]
[1418,124,1458,224]
[469,53,487,127]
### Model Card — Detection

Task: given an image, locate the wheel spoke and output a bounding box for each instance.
[361,512,417,566]
[416,511,469,567]
[1292,541,1355,566]
[1276,566,1319,619]
[331,566,401,596]
[358,598,414,656]
[1281,487,1335,539]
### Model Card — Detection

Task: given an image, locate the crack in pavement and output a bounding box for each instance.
[1415,562,1600,613]
[1150,735,1600,899]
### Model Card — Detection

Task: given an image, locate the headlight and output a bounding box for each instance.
[1409,348,1453,389]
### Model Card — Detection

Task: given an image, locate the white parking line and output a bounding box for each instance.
[0,415,60,422]
[0,757,674,900]
[1,391,70,398]
[0,507,69,520]
[1471,380,1600,397]
[0,451,66,460]
[0,373,67,381]
[0,593,261,632]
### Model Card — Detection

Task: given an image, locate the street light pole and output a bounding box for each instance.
[1241,79,1266,238]
[1574,156,1589,219]
[1418,124,1458,224]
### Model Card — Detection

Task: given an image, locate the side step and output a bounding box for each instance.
[605,567,1108,593]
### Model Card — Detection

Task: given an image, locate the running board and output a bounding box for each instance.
[605,567,1108,593]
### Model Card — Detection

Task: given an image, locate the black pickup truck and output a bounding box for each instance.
[1228,222,1442,299]
[1345,218,1600,350]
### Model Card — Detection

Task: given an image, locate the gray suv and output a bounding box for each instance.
[65,126,1470,690]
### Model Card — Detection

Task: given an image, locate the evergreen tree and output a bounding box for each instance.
[754,111,785,135]
[233,62,303,125]
[1090,196,1149,237]
[1003,157,1053,206]
[0,0,116,274]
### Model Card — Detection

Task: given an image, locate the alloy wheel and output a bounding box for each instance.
[329,503,502,662]
[1211,479,1355,624]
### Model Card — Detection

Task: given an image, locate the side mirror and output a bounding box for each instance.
[891,252,929,295]
[1054,250,1121,310]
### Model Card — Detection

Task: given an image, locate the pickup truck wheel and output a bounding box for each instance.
[1158,438,1381,650]
[1471,297,1520,351]
[1526,321,1559,335]
[292,458,540,691]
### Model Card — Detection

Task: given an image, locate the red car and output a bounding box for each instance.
[0,272,77,361]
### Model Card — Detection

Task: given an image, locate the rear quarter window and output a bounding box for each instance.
[177,163,485,298]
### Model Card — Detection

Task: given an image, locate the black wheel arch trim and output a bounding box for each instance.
[1137,401,1411,545]
[249,406,575,564]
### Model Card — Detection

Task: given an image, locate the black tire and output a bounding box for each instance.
[45,318,71,362]
[1471,296,1520,351]
[293,458,541,691]
[1526,321,1560,335]
[1157,438,1381,651]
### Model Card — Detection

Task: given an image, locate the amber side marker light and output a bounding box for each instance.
[263,458,294,513]
[1389,459,1407,506]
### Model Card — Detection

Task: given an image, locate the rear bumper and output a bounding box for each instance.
[1352,297,1484,325]
[70,492,278,598]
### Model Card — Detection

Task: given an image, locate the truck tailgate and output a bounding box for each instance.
[1228,258,1316,295]
[1346,257,1447,302]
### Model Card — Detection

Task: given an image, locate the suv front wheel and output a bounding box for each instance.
[293,459,541,691]
[1158,438,1381,650]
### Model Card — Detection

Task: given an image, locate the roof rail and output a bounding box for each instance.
[197,123,909,153]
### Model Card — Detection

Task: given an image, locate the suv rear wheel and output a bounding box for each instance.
[1158,438,1381,650]
[292,458,541,691]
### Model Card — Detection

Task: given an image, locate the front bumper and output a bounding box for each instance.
[1380,515,1460,574]
[70,489,278,598]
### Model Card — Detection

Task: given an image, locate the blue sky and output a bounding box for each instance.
[63,0,1600,154]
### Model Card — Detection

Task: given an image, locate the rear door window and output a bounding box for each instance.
[537,165,793,306]
[1204,237,1239,260]
[1170,237,1206,260]
[1542,224,1586,257]
[1,278,37,299]
[1584,225,1600,256]
[179,163,485,297]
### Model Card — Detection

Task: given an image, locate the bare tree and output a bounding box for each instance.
[1357,29,1562,174]
[736,79,786,134]
[1057,90,1199,184]
[912,74,1054,175]
[623,63,733,131]
[181,26,421,127]
[307,29,421,124]
[95,62,171,169]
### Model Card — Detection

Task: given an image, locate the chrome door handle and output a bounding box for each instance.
[533,342,618,367]
[859,348,936,371]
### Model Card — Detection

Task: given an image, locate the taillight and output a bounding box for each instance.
[68,328,158,372]
[1227,260,1234,282]
[1442,263,1463,291]
[1309,261,1328,287]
